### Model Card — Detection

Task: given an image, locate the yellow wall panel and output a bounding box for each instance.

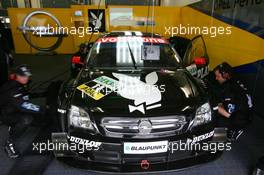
[8,6,181,54]
[180,7,264,68]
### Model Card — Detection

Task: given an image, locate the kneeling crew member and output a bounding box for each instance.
[214,62,253,136]
[0,65,45,158]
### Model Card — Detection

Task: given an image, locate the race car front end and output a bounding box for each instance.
[52,103,228,172]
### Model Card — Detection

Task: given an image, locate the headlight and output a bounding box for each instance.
[68,105,94,130]
[191,102,212,128]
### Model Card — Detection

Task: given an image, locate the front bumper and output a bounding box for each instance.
[51,127,227,172]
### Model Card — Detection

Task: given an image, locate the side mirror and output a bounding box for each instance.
[71,56,84,77]
[194,57,206,66]
[71,56,84,65]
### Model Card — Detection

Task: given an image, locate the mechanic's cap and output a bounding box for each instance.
[214,62,233,78]
[15,65,32,77]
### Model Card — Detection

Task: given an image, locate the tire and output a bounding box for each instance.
[46,81,63,130]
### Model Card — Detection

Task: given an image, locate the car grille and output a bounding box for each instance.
[101,116,187,138]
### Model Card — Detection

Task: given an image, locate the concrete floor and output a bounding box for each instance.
[0,54,263,175]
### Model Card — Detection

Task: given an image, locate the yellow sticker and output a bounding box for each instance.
[77,84,105,100]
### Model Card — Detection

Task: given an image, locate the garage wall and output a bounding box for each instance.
[72,5,180,50]
[179,7,264,69]
[106,0,160,6]
[8,5,181,53]
[8,4,263,61]
[7,4,264,117]
[191,0,264,39]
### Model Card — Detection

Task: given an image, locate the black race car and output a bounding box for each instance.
[52,31,227,172]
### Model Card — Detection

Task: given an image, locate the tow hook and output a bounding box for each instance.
[141,160,150,170]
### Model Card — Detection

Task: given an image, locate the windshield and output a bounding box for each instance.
[87,36,182,69]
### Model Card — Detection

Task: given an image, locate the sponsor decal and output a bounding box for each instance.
[77,76,118,100]
[57,108,66,114]
[21,102,40,112]
[129,104,145,114]
[187,131,214,144]
[113,72,162,114]
[142,45,160,61]
[97,37,168,44]
[124,141,168,154]
[227,103,236,113]
[77,84,105,100]
[88,9,105,32]
[77,72,162,114]
[214,0,264,10]
[197,66,209,78]
[186,64,209,78]
[68,136,102,148]
[93,76,117,89]
[186,64,197,76]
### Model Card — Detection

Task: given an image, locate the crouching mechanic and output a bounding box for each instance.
[0,65,45,158]
[214,62,253,140]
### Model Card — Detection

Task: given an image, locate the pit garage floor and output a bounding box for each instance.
[0,54,264,175]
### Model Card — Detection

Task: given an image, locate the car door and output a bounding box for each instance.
[183,35,209,79]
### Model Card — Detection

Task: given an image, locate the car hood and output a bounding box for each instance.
[72,69,207,118]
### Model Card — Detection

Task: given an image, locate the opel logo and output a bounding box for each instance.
[138,120,152,135]
[18,11,67,52]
